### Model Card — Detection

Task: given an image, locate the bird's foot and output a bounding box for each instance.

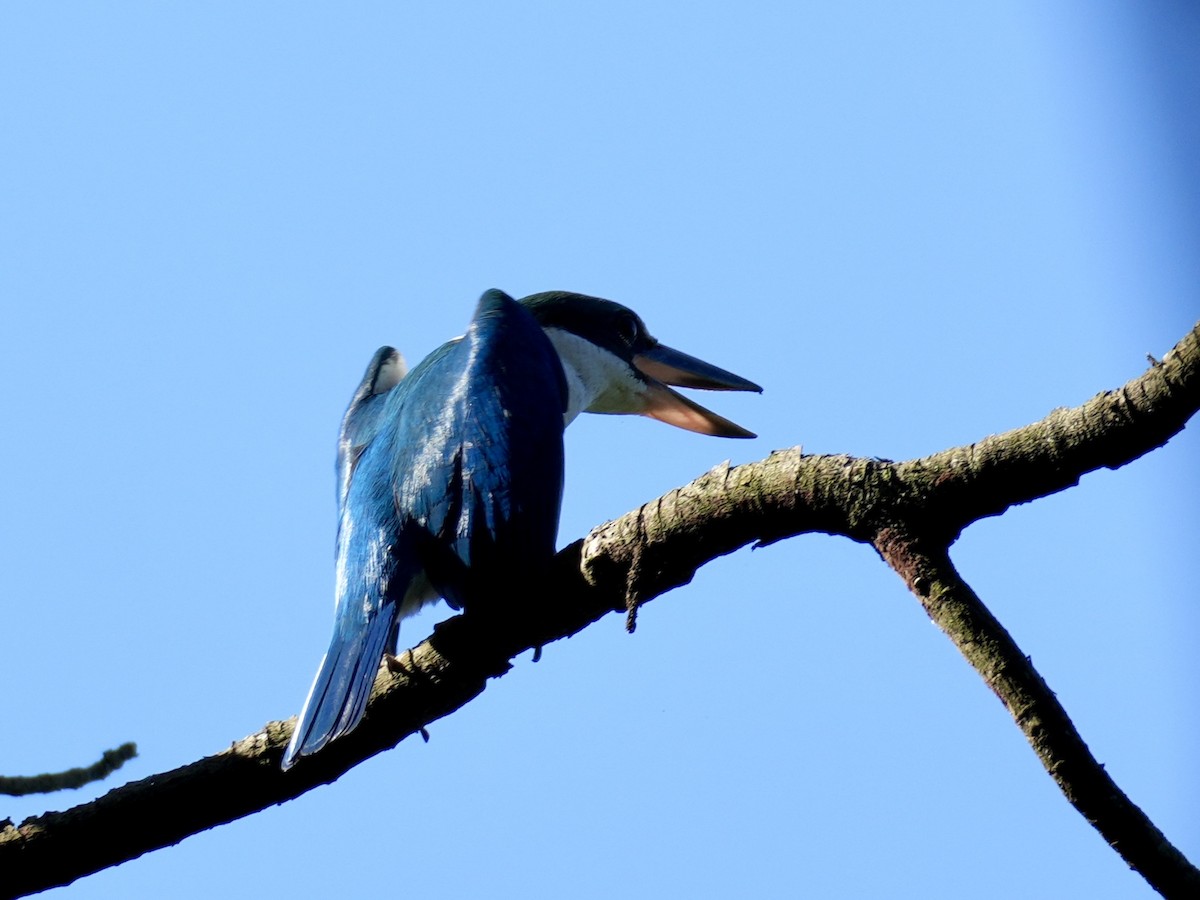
[385,650,414,675]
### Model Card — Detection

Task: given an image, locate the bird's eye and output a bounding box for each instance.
[616,313,641,346]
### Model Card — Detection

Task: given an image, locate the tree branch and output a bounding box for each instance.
[0,745,137,797]
[3,323,1196,899]
[872,533,1200,899]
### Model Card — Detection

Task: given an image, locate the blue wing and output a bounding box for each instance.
[335,346,407,512]
[282,290,566,769]
[391,290,568,609]
[282,346,410,769]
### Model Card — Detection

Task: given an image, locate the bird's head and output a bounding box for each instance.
[519,291,762,438]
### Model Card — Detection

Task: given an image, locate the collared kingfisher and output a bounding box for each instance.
[282,289,761,770]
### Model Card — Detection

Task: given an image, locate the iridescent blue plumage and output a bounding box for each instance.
[283,288,761,770]
[283,290,565,769]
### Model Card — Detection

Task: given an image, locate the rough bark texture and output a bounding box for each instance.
[2,322,1196,900]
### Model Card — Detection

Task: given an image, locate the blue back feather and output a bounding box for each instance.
[283,290,566,769]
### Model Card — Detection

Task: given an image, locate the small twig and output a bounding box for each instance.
[0,744,138,797]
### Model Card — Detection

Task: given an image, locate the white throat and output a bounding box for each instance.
[543,327,648,425]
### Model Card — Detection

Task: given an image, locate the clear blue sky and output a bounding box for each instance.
[2,4,1196,898]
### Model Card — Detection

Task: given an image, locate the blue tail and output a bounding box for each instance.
[281,597,397,770]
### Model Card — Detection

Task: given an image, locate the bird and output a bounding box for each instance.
[281,289,761,770]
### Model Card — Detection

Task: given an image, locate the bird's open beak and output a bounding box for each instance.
[633,344,762,438]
